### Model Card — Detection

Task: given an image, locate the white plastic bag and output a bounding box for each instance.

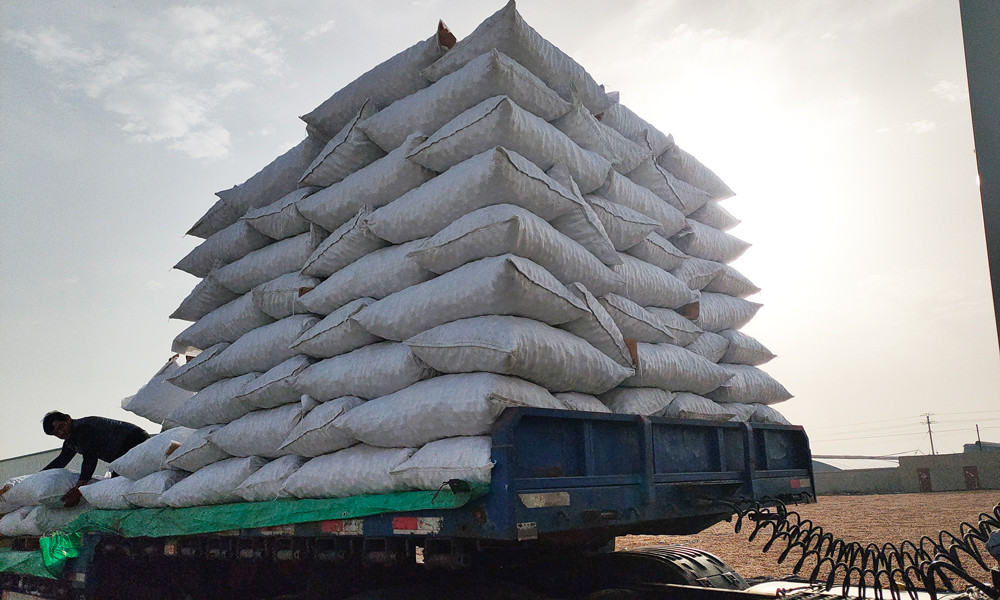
[213,228,323,295]
[278,396,365,457]
[707,364,792,405]
[108,429,194,481]
[236,355,314,410]
[703,264,761,298]
[79,477,134,510]
[291,299,380,359]
[586,195,661,251]
[601,102,672,157]
[625,234,687,273]
[234,455,307,502]
[560,283,633,368]
[209,399,314,459]
[297,133,435,232]
[170,276,239,322]
[172,293,275,355]
[599,388,676,416]
[292,342,435,401]
[2,470,82,509]
[750,403,792,425]
[340,373,562,447]
[242,187,318,241]
[597,170,686,237]
[671,220,750,264]
[688,200,740,231]
[719,330,775,366]
[624,343,733,395]
[553,101,648,173]
[124,470,187,508]
[407,204,623,296]
[160,457,268,507]
[613,254,698,309]
[643,307,704,347]
[299,98,386,187]
[685,331,730,363]
[174,221,270,278]
[660,393,732,421]
[598,294,677,344]
[626,157,711,216]
[695,293,762,333]
[282,445,416,499]
[408,96,612,194]
[390,436,493,490]
[211,315,319,378]
[166,343,230,392]
[300,208,387,278]
[167,373,260,429]
[299,240,433,316]
[670,258,725,291]
[251,272,319,320]
[353,255,589,341]
[361,50,570,151]
[122,356,196,424]
[554,392,611,413]
[657,139,735,200]
[164,425,230,473]
[405,316,633,394]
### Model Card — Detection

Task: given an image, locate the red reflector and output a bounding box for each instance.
[321,520,345,533]
[393,516,420,531]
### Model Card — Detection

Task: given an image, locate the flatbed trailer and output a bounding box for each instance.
[2,408,815,599]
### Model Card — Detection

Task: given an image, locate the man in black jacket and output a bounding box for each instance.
[41,411,150,507]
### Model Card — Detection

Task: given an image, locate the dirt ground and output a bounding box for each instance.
[616,490,1000,585]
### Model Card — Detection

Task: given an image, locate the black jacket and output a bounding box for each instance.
[43,417,149,482]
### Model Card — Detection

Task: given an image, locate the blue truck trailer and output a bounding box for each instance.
[2,408,822,599]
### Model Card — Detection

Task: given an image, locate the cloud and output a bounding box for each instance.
[3,7,284,161]
[931,80,967,102]
[304,19,337,40]
[904,120,937,134]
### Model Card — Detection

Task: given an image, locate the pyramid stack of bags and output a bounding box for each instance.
[4,2,795,524]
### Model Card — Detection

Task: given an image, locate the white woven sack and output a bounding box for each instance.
[293,342,435,401]
[251,272,319,320]
[707,364,792,405]
[214,228,323,295]
[599,388,676,416]
[586,196,660,251]
[368,147,584,244]
[123,470,187,508]
[598,294,677,344]
[353,255,588,342]
[167,373,260,429]
[685,331,729,363]
[560,283,633,369]
[108,429,194,481]
[719,330,775,366]
[598,170,686,237]
[642,307,700,347]
[405,316,633,394]
[301,31,446,140]
[718,402,756,423]
[660,393,732,421]
[299,240,433,316]
[695,293,762,333]
[671,258,725,291]
[601,102,672,157]
[627,158,711,216]
[278,396,364,457]
[420,1,610,115]
[242,187,319,241]
[209,137,326,234]
[300,98,385,188]
[283,445,416,499]
[553,101,648,173]
[361,50,570,151]
[211,315,319,379]
[291,299,380,359]
[121,356,195,424]
[671,220,750,264]
[79,477,134,509]
[0,475,30,515]
[657,139,734,200]
[625,343,733,395]
[750,403,792,425]
[172,293,275,354]
[170,275,239,322]
[210,398,315,459]
[703,264,760,298]
[408,96,612,194]
[2,470,82,509]
[540,162,620,266]
[297,133,435,232]
[186,196,242,240]
[390,436,493,490]
[236,355,314,410]
[407,204,623,296]
[688,200,740,231]
[175,221,270,278]
[626,234,687,273]
[340,373,562,447]
[160,457,268,507]
[234,455,307,502]
[300,209,387,278]
[614,254,698,310]
[0,506,34,537]
[554,392,611,413]
[165,425,230,472]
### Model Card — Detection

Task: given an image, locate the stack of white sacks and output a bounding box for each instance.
[6,2,796,522]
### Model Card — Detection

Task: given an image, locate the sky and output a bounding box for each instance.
[1,0,997,464]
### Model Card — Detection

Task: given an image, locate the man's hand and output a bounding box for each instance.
[62,486,83,508]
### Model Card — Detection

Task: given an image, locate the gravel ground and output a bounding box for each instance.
[616,490,1000,584]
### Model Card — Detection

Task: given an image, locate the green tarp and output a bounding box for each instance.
[1,484,487,580]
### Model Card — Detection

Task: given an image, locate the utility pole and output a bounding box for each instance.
[923,413,936,455]
[977,424,983,451]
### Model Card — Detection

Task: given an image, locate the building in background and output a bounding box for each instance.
[0,449,110,486]
[816,447,1000,495]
